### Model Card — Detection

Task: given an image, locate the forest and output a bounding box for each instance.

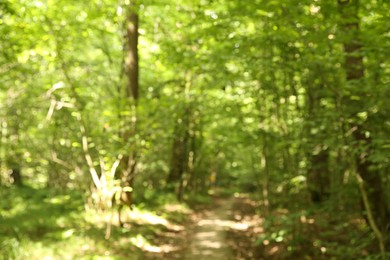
[0,0,389,259]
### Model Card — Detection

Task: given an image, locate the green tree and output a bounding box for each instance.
[338,0,389,250]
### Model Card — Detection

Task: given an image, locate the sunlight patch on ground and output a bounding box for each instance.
[234,192,245,198]
[126,207,185,231]
[156,244,180,253]
[231,222,249,230]
[7,235,102,260]
[163,203,192,214]
[86,207,183,232]
[300,215,315,224]
[128,207,168,226]
[197,215,259,231]
[129,234,178,253]
[268,245,280,255]
[198,240,223,248]
[195,231,218,238]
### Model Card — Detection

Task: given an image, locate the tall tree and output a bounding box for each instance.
[119,0,139,208]
[338,0,389,242]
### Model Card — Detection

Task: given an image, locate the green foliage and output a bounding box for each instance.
[0,0,389,258]
[0,185,190,259]
[185,192,213,206]
[256,206,378,259]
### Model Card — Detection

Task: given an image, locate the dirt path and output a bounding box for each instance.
[145,194,261,259]
[184,197,235,259]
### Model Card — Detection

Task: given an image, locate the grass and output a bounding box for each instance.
[0,185,189,260]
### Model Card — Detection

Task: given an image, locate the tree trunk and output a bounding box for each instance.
[261,134,270,216]
[167,108,190,200]
[6,113,23,186]
[120,0,139,208]
[9,159,22,186]
[338,0,389,238]
[307,148,330,203]
[167,74,193,200]
[306,91,330,203]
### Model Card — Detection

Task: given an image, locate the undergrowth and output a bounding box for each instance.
[0,185,189,259]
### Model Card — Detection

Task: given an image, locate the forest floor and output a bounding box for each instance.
[184,196,235,259]
[143,192,372,260]
[144,192,264,259]
[1,186,379,259]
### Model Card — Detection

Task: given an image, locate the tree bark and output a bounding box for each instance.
[338,0,389,239]
[167,108,190,200]
[120,0,139,208]
[306,82,330,203]
[125,2,139,101]
[261,133,270,216]
[307,148,330,203]
[9,160,22,186]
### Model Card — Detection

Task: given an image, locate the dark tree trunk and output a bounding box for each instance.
[338,0,390,235]
[125,3,139,101]
[7,155,22,186]
[306,84,331,203]
[10,167,22,186]
[167,108,190,200]
[167,133,187,184]
[119,1,139,208]
[307,148,330,203]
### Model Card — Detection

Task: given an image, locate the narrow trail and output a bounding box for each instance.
[184,197,235,260]
[144,194,261,259]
